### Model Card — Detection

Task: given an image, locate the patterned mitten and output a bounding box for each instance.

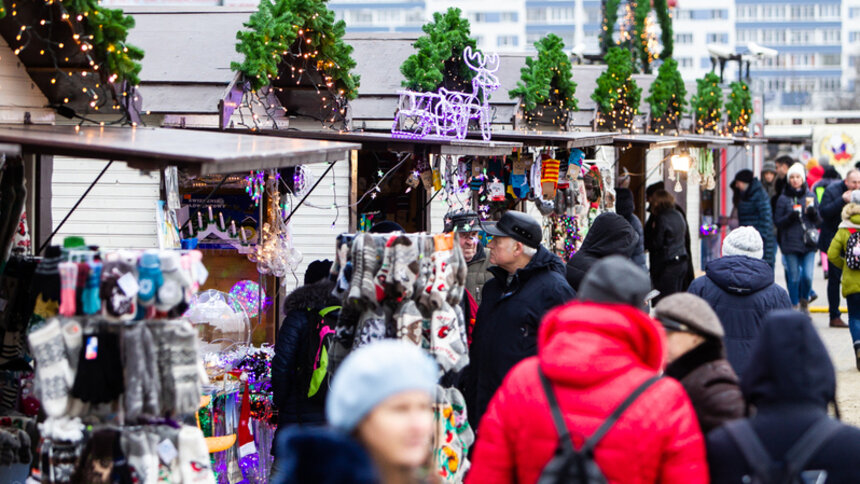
[123,324,161,419]
[541,155,560,199]
[429,233,455,309]
[100,260,137,321]
[157,252,190,313]
[395,300,424,346]
[430,302,467,373]
[58,262,78,317]
[347,234,366,303]
[61,319,83,373]
[137,250,162,307]
[391,236,419,300]
[352,307,388,350]
[157,321,207,416]
[81,262,102,316]
[446,237,468,307]
[121,429,158,484]
[28,319,72,417]
[29,248,62,322]
[374,237,397,302]
[417,236,435,309]
[178,426,215,484]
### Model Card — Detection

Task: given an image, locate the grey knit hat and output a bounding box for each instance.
[722,226,763,259]
[653,293,725,339]
[578,255,652,311]
[761,161,777,175]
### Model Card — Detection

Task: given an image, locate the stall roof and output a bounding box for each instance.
[0,125,358,175]
[242,129,522,157]
[468,130,618,148]
[614,133,737,149]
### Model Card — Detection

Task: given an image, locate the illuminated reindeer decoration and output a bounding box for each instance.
[392,47,500,141]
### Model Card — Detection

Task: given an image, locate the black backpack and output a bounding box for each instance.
[537,369,661,484]
[723,417,842,484]
[297,305,341,406]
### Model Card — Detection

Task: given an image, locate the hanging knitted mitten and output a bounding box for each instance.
[395,300,424,346]
[81,262,102,315]
[430,302,467,373]
[429,233,455,309]
[123,324,161,419]
[121,430,158,484]
[352,307,388,350]
[178,426,215,484]
[540,155,561,200]
[58,262,78,317]
[374,237,397,303]
[390,235,419,300]
[137,250,162,308]
[28,319,72,417]
[70,331,125,404]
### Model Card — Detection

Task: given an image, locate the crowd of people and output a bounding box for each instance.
[268,156,860,484]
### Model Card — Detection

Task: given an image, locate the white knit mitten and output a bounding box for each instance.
[429,234,455,309]
[157,252,190,312]
[178,426,215,484]
[28,319,73,417]
[430,302,467,373]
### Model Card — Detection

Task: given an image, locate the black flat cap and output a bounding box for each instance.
[481,211,542,249]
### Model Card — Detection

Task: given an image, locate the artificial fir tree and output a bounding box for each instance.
[591,47,641,132]
[691,72,724,134]
[231,0,360,99]
[726,81,752,134]
[401,8,478,93]
[653,0,673,59]
[602,0,673,67]
[509,34,578,127]
[632,0,652,73]
[600,0,621,56]
[645,58,687,134]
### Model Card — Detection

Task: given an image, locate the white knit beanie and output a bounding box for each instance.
[787,163,806,182]
[722,226,764,259]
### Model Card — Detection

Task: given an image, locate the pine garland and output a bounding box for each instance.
[401,8,478,92]
[60,0,145,85]
[510,33,578,124]
[646,58,686,133]
[691,72,723,134]
[600,0,621,56]
[726,81,752,134]
[653,0,673,59]
[592,47,641,131]
[632,0,651,73]
[231,0,360,99]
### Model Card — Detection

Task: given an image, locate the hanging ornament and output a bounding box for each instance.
[250,175,303,277]
[245,171,266,206]
[229,280,267,319]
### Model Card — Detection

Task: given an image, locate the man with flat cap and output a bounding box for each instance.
[465,210,575,430]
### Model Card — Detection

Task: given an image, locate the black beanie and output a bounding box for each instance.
[733,169,754,184]
[304,259,333,285]
[369,221,404,234]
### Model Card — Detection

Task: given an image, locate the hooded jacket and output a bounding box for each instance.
[736,178,776,267]
[774,182,821,255]
[707,311,860,483]
[273,279,341,428]
[465,243,492,305]
[468,245,575,429]
[818,180,848,253]
[616,189,648,271]
[687,256,791,378]
[827,203,860,296]
[565,212,637,291]
[467,302,708,484]
[273,426,377,484]
[664,338,744,434]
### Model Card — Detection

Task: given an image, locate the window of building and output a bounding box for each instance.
[822,29,840,44]
[497,35,519,48]
[850,32,860,43]
[851,7,860,18]
[737,29,756,43]
[526,8,545,22]
[376,9,401,24]
[675,33,693,44]
[677,57,694,68]
[737,5,757,20]
[789,30,811,45]
[526,33,543,47]
[821,78,841,91]
[700,57,712,68]
[405,9,423,23]
[706,33,729,44]
[819,4,839,18]
[548,7,575,22]
[470,12,488,23]
[674,9,692,20]
[500,11,518,22]
[762,5,785,19]
[349,9,373,25]
[762,29,787,44]
[821,54,841,66]
[789,5,815,20]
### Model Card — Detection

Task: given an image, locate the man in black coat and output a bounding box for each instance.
[817,169,860,327]
[707,310,860,483]
[468,211,575,429]
[769,155,793,212]
[565,212,637,291]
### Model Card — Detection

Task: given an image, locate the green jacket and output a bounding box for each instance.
[465,246,493,305]
[827,213,860,296]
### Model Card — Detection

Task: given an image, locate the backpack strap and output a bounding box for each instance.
[538,367,575,454]
[782,418,843,480]
[318,305,341,318]
[723,420,771,482]
[582,374,661,452]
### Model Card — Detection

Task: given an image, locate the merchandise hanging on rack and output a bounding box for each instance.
[248,175,302,279]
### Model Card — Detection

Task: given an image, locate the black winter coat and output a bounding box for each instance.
[565,212,637,291]
[468,245,575,429]
[273,426,377,484]
[736,179,776,267]
[664,338,744,434]
[818,180,849,253]
[272,280,340,429]
[707,311,860,484]
[615,188,647,271]
[644,207,688,266]
[774,183,821,255]
[687,255,791,379]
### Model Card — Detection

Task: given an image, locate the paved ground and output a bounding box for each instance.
[771,254,860,425]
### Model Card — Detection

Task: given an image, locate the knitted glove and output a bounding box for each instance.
[430,302,467,373]
[28,319,73,417]
[100,260,137,321]
[121,429,158,484]
[155,321,206,416]
[178,426,215,484]
[58,262,78,317]
[81,262,102,316]
[156,252,190,313]
[429,233,455,309]
[137,250,162,307]
[70,331,124,405]
[123,324,161,419]
[352,307,388,350]
[374,237,396,302]
[391,235,419,300]
[61,319,83,373]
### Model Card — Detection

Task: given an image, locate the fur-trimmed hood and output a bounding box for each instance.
[283,279,340,314]
[842,202,860,221]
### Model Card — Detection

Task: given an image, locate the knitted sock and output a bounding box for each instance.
[417,236,435,309]
[137,250,162,308]
[58,262,78,317]
[391,236,419,300]
[430,302,467,373]
[100,260,137,321]
[156,252,189,313]
[29,247,62,322]
[121,430,158,484]
[123,323,161,419]
[429,234,455,309]
[374,237,396,302]
[395,300,424,346]
[445,236,468,307]
[155,321,205,416]
[81,262,103,316]
[510,174,529,199]
[352,307,388,350]
[28,319,72,417]
[178,426,215,484]
[541,155,560,199]
[347,234,365,303]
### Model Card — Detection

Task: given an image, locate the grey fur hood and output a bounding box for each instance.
[283,279,340,313]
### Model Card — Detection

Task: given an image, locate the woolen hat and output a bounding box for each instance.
[787,162,806,182]
[369,221,404,233]
[326,340,438,432]
[654,293,725,339]
[578,255,651,311]
[481,211,542,248]
[761,161,777,175]
[733,169,754,185]
[304,259,333,285]
[722,226,763,259]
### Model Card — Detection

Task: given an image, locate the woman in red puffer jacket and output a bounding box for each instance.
[466,302,708,484]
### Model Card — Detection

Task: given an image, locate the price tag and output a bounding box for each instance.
[117,273,139,297]
[85,336,98,361]
[157,438,178,464]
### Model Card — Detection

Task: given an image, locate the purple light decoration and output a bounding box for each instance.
[392,47,500,141]
[229,280,267,319]
[244,171,266,206]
